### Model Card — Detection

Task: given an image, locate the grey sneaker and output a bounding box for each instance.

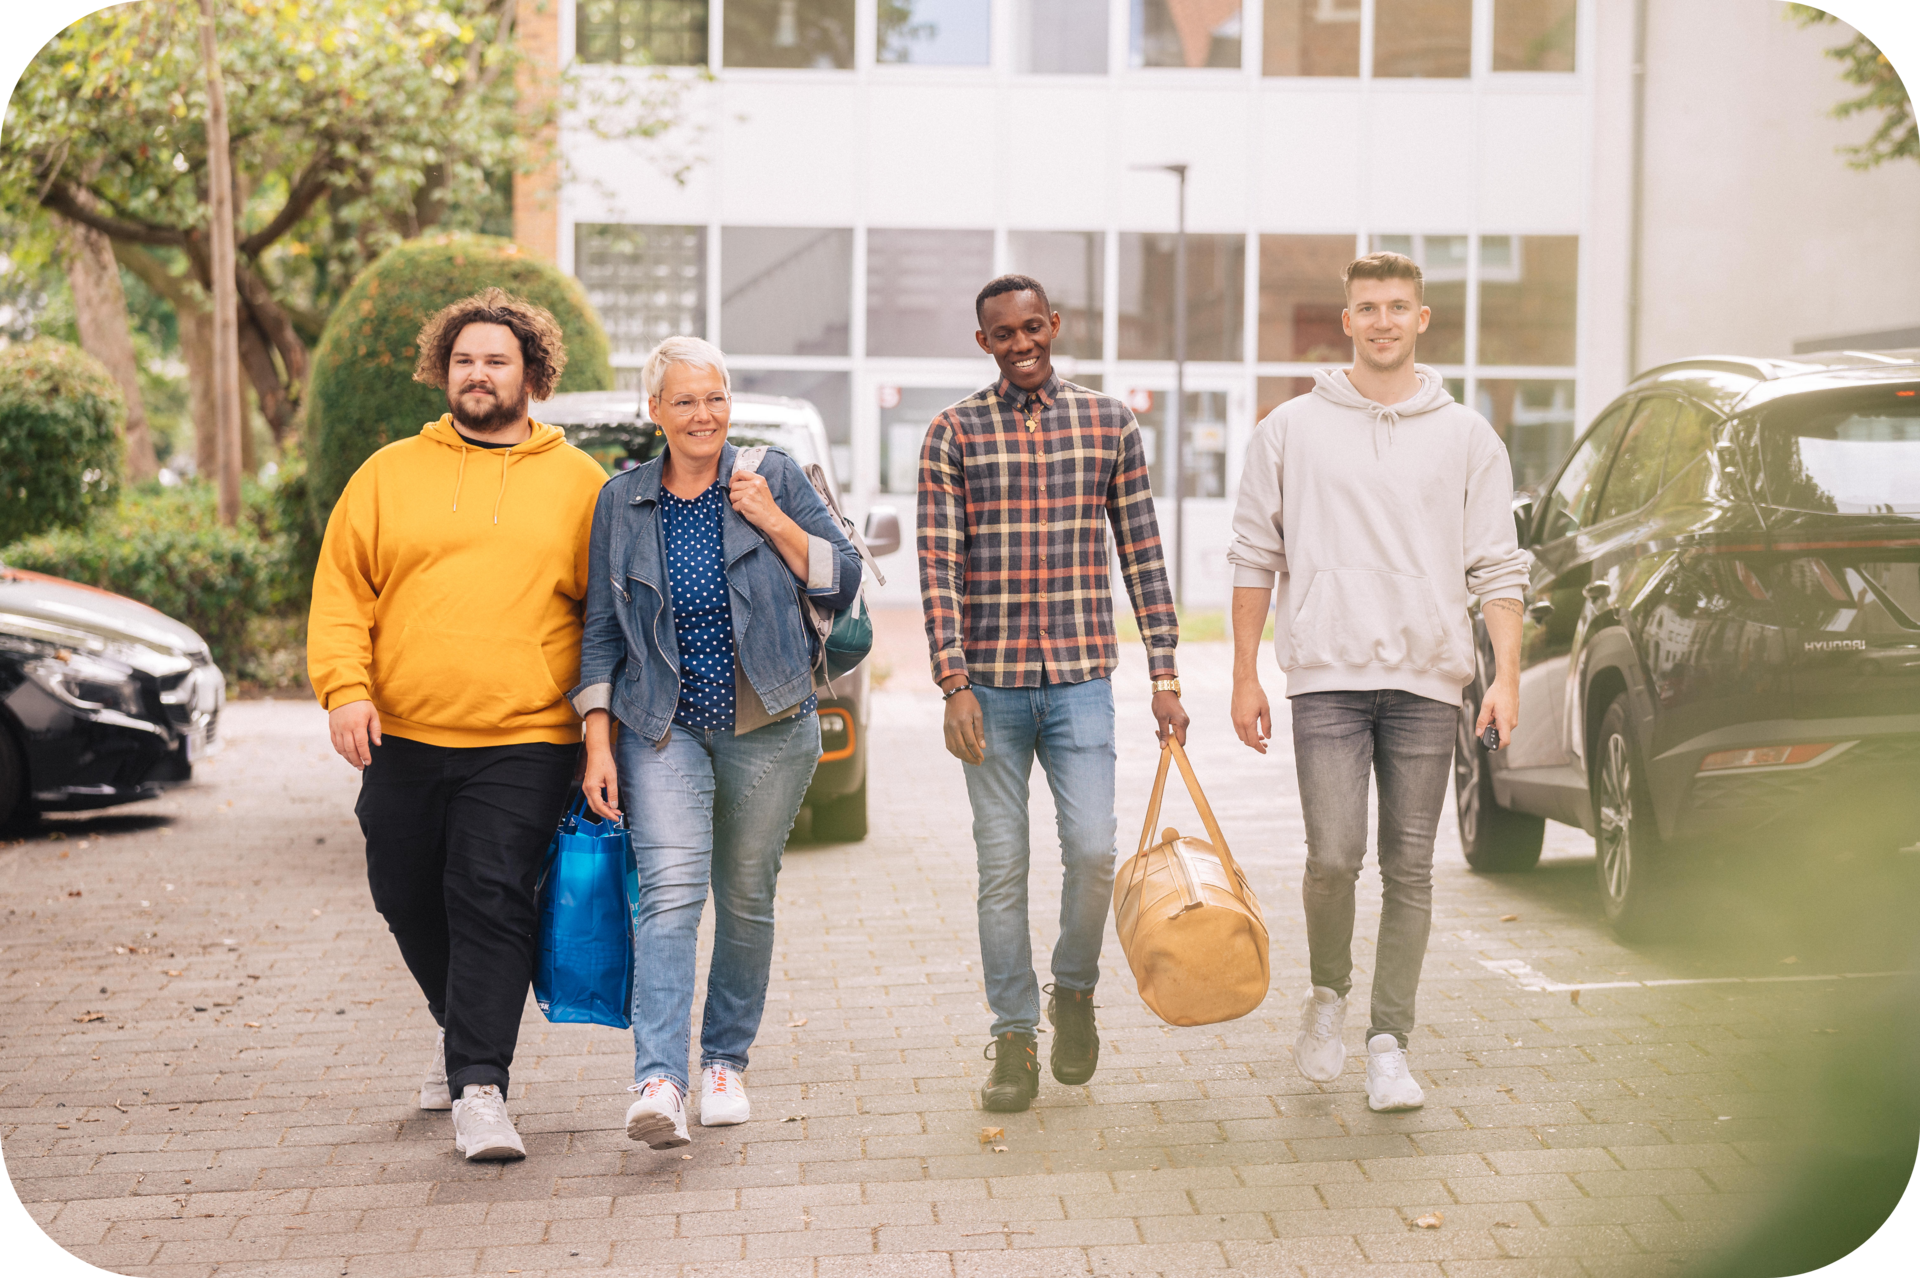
[419,1029,452,1111]
[1365,1034,1425,1112]
[451,1084,525,1161]
[1294,986,1348,1082]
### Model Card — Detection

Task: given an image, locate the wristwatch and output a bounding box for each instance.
[1151,678,1181,696]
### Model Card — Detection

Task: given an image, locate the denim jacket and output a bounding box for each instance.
[570,443,861,744]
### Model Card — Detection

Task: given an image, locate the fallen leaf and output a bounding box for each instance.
[979,1127,1004,1143]
[680,1154,692,1160]
[781,1114,805,1123]
[1413,1212,1444,1229]
[1569,990,1581,1006]
[1499,913,1518,922]
[74,1012,104,1023]
[786,1015,808,1028]
[67,890,83,898]
[164,970,182,977]
[992,1145,1008,1153]
[55,1123,70,1130]
[244,1022,261,1028]
[1494,1220,1517,1228]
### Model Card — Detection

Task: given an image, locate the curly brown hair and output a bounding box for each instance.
[412,287,569,400]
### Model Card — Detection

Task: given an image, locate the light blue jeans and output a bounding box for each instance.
[617,712,820,1088]
[964,678,1118,1038]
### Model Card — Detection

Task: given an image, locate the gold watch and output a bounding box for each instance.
[1151,678,1181,696]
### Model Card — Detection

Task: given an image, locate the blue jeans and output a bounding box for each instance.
[617,712,820,1088]
[1291,689,1458,1048]
[964,678,1118,1038]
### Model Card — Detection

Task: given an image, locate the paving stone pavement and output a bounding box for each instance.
[4,623,1915,1277]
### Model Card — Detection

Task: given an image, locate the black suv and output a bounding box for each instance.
[1454,351,1920,935]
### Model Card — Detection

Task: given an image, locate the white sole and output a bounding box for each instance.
[1368,1094,1425,1112]
[455,1137,525,1161]
[627,1109,691,1148]
[700,1109,749,1127]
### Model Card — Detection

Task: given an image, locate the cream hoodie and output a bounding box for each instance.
[1226,365,1529,704]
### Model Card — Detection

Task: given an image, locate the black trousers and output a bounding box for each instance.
[356,735,578,1094]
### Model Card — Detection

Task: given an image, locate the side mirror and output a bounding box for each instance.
[863,506,902,558]
[1510,491,1537,548]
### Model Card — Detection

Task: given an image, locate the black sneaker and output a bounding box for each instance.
[1044,983,1099,1086]
[980,1031,1038,1112]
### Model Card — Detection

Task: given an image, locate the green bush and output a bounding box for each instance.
[2,485,283,673]
[0,339,123,544]
[305,232,613,523]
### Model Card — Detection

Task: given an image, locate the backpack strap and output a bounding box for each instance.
[732,444,771,477]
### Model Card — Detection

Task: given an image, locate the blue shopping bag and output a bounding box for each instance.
[534,796,637,1029]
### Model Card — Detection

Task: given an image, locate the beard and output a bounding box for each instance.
[448,382,528,432]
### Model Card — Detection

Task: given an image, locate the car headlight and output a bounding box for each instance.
[25,653,145,717]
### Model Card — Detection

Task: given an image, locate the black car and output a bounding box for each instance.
[537,390,901,842]
[1454,350,1920,934]
[0,566,225,827]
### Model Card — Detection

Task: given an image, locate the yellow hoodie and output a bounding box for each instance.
[307,415,608,747]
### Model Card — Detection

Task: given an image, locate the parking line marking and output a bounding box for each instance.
[1477,958,1914,993]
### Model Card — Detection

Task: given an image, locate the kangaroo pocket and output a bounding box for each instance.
[373,623,569,728]
[1289,569,1466,678]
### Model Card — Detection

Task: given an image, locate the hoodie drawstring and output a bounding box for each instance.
[1370,405,1401,460]
[493,450,511,525]
[452,448,468,513]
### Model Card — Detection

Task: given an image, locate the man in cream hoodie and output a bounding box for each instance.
[1227,252,1528,1112]
[309,289,607,1160]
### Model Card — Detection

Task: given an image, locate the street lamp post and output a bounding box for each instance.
[1133,163,1189,607]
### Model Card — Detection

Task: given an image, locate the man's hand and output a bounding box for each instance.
[1152,689,1188,746]
[941,675,985,765]
[1231,677,1271,754]
[1475,676,1519,750]
[328,700,382,770]
[1476,597,1524,749]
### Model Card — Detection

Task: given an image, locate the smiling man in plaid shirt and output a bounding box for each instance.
[919,274,1189,1113]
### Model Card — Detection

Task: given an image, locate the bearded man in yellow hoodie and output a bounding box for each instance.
[308,288,607,1162]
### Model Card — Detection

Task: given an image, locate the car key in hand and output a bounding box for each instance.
[1481,724,1501,751]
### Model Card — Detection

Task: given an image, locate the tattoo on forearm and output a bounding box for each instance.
[1484,598,1523,618]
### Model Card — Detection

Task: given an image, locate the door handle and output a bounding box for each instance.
[1582,581,1611,603]
[1526,601,1554,623]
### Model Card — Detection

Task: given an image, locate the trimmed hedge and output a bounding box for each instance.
[304,232,613,523]
[0,339,123,545]
[2,485,287,674]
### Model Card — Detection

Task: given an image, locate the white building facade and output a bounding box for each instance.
[528,0,1913,607]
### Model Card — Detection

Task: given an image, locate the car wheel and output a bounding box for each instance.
[1592,693,1670,939]
[0,727,26,832]
[1453,690,1545,872]
[810,779,867,843]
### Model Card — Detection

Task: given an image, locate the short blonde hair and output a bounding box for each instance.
[641,335,730,401]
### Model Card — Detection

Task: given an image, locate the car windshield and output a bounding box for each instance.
[1756,389,1920,515]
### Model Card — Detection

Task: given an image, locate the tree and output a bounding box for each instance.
[1788,5,1917,169]
[2,0,534,446]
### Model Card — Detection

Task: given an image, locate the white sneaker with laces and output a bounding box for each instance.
[451,1084,525,1160]
[1365,1033,1425,1112]
[698,1062,750,1127]
[419,1029,452,1111]
[1294,986,1348,1082]
[625,1076,691,1148]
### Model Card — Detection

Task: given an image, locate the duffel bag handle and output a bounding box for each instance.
[1133,739,1245,884]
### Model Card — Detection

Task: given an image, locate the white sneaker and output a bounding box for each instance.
[625,1076,691,1148]
[419,1029,452,1111]
[451,1084,525,1160]
[1294,986,1348,1082]
[698,1062,750,1127]
[1365,1033,1425,1111]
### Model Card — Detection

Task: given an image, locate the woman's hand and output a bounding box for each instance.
[581,709,622,821]
[729,469,811,580]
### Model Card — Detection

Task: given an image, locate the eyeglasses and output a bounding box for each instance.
[665,392,732,415]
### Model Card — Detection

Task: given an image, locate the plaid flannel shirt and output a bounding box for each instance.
[917,372,1178,689]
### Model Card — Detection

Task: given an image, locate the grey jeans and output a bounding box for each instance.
[1291,689,1459,1047]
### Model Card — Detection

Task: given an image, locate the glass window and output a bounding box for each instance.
[1118,232,1246,362]
[1538,402,1628,542]
[1476,378,1576,491]
[731,370,852,479]
[865,229,995,358]
[879,384,975,493]
[1015,0,1109,73]
[725,0,856,68]
[1479,234,1578,367]
[1257,376,1316,422]
[1494,0,1577,72]
[1756,391,1920,515]
[1263,0,1360,76]
[577,0,708,64]
[575,223,706,358]
[1373,0,1471,78]
[1133,389,1230,498]
[1006,231,1104,361]
[1132,0,1243,69]
[1257,235,1353,362]
[1369,233,1465,364]
[720,227,852,357]
[1660,400,1716,491]
[1594,397,1676,524]
[878,0,991,64]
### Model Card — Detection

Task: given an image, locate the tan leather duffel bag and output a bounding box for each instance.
[1113,739,1270,1026]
